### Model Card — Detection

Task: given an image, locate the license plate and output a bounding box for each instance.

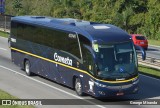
[140,42,144,44]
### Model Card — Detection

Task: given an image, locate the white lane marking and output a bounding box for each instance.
[0,65,106,108]
[0,47,7,51]
[140,74,160,81]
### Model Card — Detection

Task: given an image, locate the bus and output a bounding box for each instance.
[10,16,146,98]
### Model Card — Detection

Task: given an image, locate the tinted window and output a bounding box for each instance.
[84,50,94,75]
[33,27,54,48]
[52,29,68,51]
[14,21,81,59]
[79,35,91,46]
[136,36,146,40]
[79,35,91,61]
[11,21,17,37]
[16,22,25,38]
[65,34,81,59]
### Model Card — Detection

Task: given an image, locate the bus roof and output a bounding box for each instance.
[12,16,131,44]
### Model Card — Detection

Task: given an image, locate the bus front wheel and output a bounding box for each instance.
[25,60,32,76]
[75,78,84,96]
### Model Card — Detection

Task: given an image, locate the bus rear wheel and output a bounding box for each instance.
[25,60,32,76]
[75,78,84,96]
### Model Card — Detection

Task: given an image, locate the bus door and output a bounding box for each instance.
[83,46,95,94]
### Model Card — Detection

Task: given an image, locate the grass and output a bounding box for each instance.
[0,89,34,108]
[148,39,160,46]
[139,65,160,78]
[0,31,9,38]
[0,89,16,99]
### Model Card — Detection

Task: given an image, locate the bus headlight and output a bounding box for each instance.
[98,91,106,95]
[133,87,139,93]
[94,82,107,87]
[133,79,139,85]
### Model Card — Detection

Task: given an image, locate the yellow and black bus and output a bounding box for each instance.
[10,16,146,98]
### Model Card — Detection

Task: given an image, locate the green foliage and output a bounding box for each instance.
[4,0,160,40]
[0,31,9,38]
[148,39,160,46]
[0,89,34,108]
[139,65,160,78]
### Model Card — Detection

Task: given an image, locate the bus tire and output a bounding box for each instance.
[25,60,32,76]
[75,78,84,96]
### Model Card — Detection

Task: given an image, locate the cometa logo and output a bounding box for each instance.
[54,53,73,66]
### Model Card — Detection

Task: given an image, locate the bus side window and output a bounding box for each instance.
[11,21,17,38]
[84,50,94,75]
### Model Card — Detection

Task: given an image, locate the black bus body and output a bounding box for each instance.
[10,16,146,98]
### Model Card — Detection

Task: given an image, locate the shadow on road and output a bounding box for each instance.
[147,48,159,51]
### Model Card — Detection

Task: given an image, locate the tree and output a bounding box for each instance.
[4,0,160,40]
[13,0,23,15]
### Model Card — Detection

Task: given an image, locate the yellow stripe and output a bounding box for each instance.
[11,47,138,83]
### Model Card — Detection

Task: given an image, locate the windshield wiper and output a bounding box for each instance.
[114,49,117,61]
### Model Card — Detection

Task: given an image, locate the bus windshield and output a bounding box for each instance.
[96,42,137,80]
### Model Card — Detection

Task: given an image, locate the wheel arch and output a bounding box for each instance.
[23,58,29,69]
[72,75,78,89]
[72,75,84,91]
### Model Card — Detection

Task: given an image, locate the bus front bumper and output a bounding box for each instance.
[93,81,139,98]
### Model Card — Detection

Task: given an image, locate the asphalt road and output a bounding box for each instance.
[146,46,160,59]
[136,45,160,60]
[0,36,160,108]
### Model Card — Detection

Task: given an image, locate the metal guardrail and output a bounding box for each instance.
[0,28,10,32]
[0,15,11,32]
[138,55,160,70]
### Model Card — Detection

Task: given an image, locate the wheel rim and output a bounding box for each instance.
[76,80,81,94]
[25,63,30,74]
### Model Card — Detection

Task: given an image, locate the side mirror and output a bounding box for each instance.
[135,45,146,60]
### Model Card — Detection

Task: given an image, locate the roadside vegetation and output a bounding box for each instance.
[139,65,160,78]
[5,0,160,41]
[0,31,9,38]
[148,40,160,46]
[0,89,16,99]
[0,89,34,108]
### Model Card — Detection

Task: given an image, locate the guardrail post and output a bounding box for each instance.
[4,15,6,31]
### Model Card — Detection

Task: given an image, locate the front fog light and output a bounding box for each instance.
[95,82,107,87]
[98,91,106,95]
[133,79,139,85]
[133,87,139,93]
